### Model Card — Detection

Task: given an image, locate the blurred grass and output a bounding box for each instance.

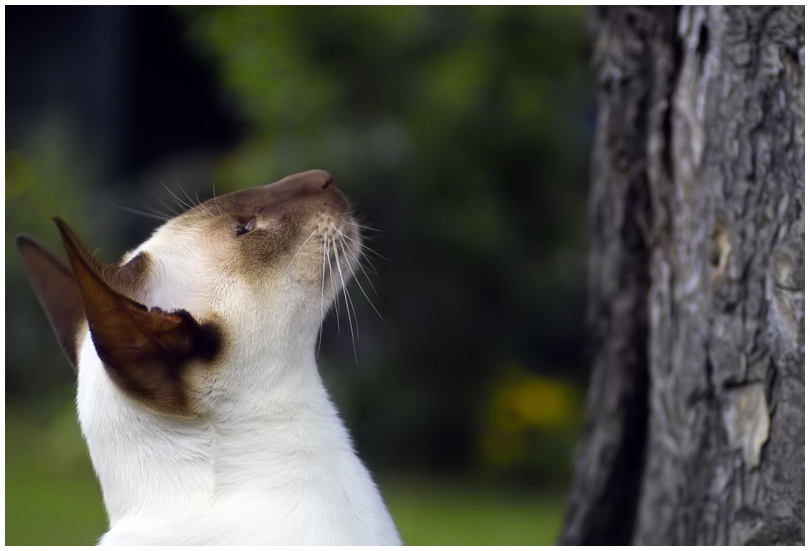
[6,406,108,545]
[382,475,565,545]
[7,402,565,546]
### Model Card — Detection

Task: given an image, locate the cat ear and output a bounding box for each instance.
[54,217,220,416]
[16,235,85,372]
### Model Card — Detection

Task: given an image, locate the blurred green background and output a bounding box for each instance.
[6,6,592,545]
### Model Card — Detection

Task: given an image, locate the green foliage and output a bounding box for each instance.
[6,113,99,399]
[383,475,566,545]
[479,368,582,481]
[6,114,95,256]
[6,401,108,545]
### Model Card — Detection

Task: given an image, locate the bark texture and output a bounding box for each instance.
[561,6,804,545]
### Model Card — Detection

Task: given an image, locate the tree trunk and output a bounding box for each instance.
[561,6,804,545]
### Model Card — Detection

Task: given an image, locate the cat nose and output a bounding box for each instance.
[254,169,343,208]
[284,170,335,192]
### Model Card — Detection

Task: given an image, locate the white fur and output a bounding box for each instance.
[76,206,401,545]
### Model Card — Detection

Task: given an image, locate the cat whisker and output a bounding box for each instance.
[194,189,216,218]
[285,228,318,275]
[149,187,184,217]
[337,234,385,323]
[325,237,340,331]
[177,178,201,209]
[195,190,217,219]
[318,239,327,357]
[340,232,387,261]
[352,221,386,235]
[338,240,361,340]
[336,211,384,234]
[142,200,183,220]
[332,238,358,364]
[108,202,173,222]
[159,178,195,211]
[212,166,223,216]
[142,201,180,221]
[354,230,381,277]
[355,255,381,295]
[332,222,382,298]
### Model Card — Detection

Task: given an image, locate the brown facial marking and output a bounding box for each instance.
[194,170,353,282]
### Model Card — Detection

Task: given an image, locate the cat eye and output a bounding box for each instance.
[236,216,256,236]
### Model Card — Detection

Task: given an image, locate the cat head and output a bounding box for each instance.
[17,170,360,416]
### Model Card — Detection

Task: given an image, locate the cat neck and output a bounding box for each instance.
[76,326,399,545]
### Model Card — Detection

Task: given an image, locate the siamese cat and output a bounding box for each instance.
[16,170,401,545]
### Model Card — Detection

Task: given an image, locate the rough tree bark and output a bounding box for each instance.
[560,6,804,545]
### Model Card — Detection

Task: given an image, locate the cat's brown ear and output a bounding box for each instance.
[16,235,85,372]
[54,217,220,416]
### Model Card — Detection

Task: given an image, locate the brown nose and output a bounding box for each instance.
[197,169,344,218]
[277,169,335,192]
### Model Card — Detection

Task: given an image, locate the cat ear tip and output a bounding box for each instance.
[14,234,45,255]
